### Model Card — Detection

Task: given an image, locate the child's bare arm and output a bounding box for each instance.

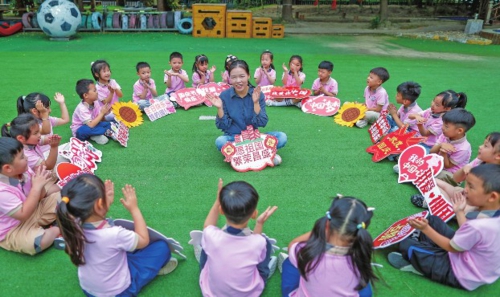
[87,104,110,128]
[10,166,52,222]
[54,92,70,125]
[254,206,278,234]
[409,218,458,252]
[288,231,312,250]
[120,183,149,249]
[43,135,61,170]
[204,179,223,228]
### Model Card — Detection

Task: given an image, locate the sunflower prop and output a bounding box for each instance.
[112,102,143,128]
[334,102,367,127]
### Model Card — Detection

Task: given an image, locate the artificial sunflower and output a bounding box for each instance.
[112,102,143,128]
[334,102,367,127]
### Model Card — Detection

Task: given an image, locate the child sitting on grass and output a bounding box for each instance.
[133,61,158,111]
[70,79,111,145]
[355,67,390,128]
[190,179,278,297]
[411,132,500,209]
[0,137,62,255]
[279,196,377,297]
[387,81,422,133]
[311,60,338,97]
[431,108,475,186]
[389,164,500,291]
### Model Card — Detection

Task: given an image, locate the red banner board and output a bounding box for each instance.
[55,162,93,188]
[414,168,455,222]
[144,99,176,122]
[397,145,443,183]
[59,137,102,173]
[170,88,205,110]
[301,96,341,116]
[269,87,311,100]
[221,126,278,172]
[373,211,429,249]
[366,126,426,162]
[368,110,390,143]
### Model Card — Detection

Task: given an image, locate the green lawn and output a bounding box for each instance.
[0,32,499,297]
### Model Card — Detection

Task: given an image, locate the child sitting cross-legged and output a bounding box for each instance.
[389,164,500,291]
[190,179,278,297]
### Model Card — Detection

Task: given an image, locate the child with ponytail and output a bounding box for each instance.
[57,174,177,297]
[280,196,377,297]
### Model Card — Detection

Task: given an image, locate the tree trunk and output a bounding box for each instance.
[379,0,388,21]
[157,0,165,11]
[282,0,295,23]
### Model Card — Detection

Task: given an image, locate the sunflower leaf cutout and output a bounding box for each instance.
[112,102,144,128]
[334,102,367,127]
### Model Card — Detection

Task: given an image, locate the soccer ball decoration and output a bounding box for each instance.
[37,0,81,38]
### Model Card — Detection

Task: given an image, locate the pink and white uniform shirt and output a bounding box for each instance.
[96,79,121,105]
[70,101,101,137]
[311,77,338,95]
[364,86,389,111]
[436,134,472,174]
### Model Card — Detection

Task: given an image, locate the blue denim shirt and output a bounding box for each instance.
[215,86,268,136]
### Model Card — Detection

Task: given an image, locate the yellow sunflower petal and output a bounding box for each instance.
[112,102,144,128]
[334,102,367,127]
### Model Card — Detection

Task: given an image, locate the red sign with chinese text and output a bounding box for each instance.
[260,85,274,101]
[110,121,130,147]
[221,126,278,172]
[269,87,311,100]
[373,211,429,249]
[414,168,455,222]
[55,162,94,188]
[170,88,206,110]
[301,96,341,116]
[366,126,426,162]
[144,99,176,122]
[397,145,444,183]
[368,110,390,143]
[59,137,102,173]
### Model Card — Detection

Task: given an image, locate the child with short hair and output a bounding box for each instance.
[311,60,338,97]
[411,132,500,209]
[16,92,69,154]
[389,163,500,291]
[408,90,468,153]
[431,108,475,186]
[192,54,215,88]
[355,67,390,128]
[133,61,158,111]
[91,60,123,121]
[254,50,276,87]
[71,79,111,145]
[280,196,377,297]
[192,179,278,296]
[1,114,61,172]
[164,51,189,95]
[387,81,422,133]
[222,54,238,84]
[57,174,177,296]
[267,55,305,107]
[0,137,61,255]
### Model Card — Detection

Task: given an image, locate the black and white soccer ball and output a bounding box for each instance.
[37,0,81,38]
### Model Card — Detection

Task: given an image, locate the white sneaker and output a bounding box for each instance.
[158,257,178,275]
[393,164,400,174]
[268,256,277,279]
[278,252,289,274]
[273,154,282,166]
[355,120,367,128]
[90,135,109,145]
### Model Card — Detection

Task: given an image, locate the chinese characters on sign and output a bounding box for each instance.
[144,99,176,122]
[373,211,429,249]
[368,110,390,143]
[366,126,426,162]
[301,96,341,116]
[221,126,278,172]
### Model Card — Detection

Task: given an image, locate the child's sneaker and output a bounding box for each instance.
[387,252,422,275]
[273,154,282,166]
[393,164,400,174]
[158,258,178,275]
[90,135,109,145]
[410,194,427,208]
[53,235,65,250]
[188,230,203,263]
[268,256,277,279]
[278,252,289,274]
[355,119,367,128]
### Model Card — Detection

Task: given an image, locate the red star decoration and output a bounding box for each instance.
[366,126,426,162]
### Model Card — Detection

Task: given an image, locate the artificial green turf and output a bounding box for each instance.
[0,32,499,297]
